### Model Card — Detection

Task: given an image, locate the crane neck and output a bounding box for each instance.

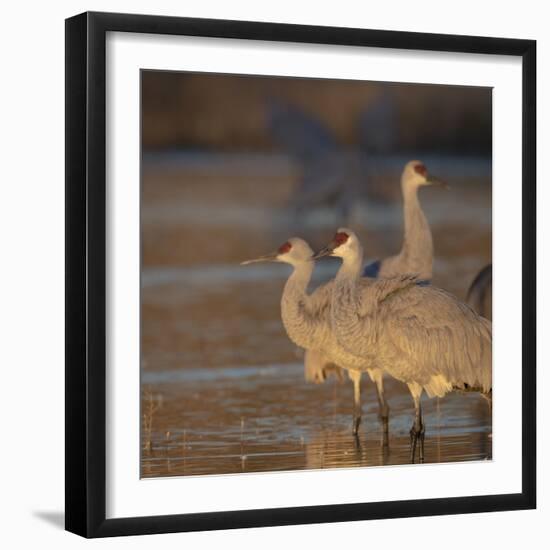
[338,248,364,282]
[280,261,318,350]
[331,246,376,356]
[399,182,433,277]
[333,247,364,309]
[283,261,314,298]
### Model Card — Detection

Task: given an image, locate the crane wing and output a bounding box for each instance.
[378,285,492,395]
[266,99,337,161]
[300,277,377,331]
[356,275,419,319]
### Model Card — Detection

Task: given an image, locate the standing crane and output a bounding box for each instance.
[305,160,446,436]
[363,160,446,281]
[314,228,492,463]
[241,238,383,436]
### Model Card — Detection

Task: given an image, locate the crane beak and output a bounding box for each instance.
[240,252,278,265]
[312,244,335,260]
[427,175,449,189]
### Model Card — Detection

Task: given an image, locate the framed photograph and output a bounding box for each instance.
[65,11,536,538]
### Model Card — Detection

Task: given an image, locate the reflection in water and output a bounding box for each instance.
[141,154,492,478]
[141,364,492,478]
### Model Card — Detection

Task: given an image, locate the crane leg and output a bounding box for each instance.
[349,370,362,436]
[408,382,425,463]
[370,369,390,444]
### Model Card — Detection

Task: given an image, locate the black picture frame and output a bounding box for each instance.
[65,11,536,538]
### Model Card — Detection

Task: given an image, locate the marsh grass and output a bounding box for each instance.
[142,387,161,453]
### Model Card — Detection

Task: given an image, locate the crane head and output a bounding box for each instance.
[313,227,360,260]
[241,238,314,266]
[403,160,448,189]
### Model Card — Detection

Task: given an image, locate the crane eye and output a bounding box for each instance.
[414,163,427,176]
[334,232,349,246]
[278,241,292,254]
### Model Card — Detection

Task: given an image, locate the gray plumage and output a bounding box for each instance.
[304,349,344,384]
[279,253,372,373]
[242,238,387,435]
[305,160,443,431]
[327,229,492,393]
[317,228,492,461]
[370,162,435,281]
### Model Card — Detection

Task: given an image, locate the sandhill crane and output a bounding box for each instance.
[466,264,492,320]
[305,160,446,433]
[241,238,385,436]
[266,97,402,221]
[314,228,492,462]
[363,160,446,281]
[266,99,367,220]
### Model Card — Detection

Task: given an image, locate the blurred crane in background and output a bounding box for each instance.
[265,95,399,222]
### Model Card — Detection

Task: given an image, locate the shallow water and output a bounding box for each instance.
[141,365,491,478]
[140,153,492,478]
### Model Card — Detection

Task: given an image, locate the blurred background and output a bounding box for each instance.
[142,71,491,152]
[141,71,492,478]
